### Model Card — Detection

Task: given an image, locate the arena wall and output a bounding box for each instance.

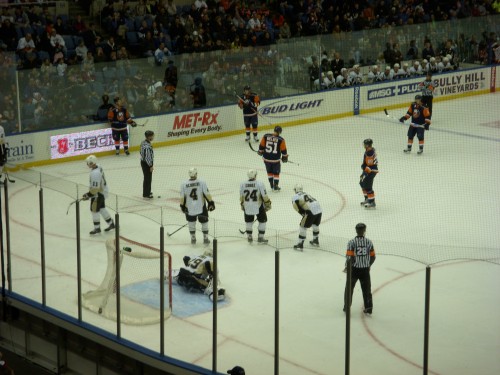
[6,65,497,168]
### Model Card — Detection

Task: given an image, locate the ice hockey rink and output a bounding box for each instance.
[4,93,500,375]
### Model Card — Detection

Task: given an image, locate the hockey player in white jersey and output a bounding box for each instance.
[292,184,322,250]
[382,66,393,80]
[348,65,363,85]
[438,56,453,72]
[409,60,423,76]
[82,155,115,235]
[336,68,349,87]
[240,169,271,244]
[401,63,411,78]
[428,57,439,73]
[391,63,404,79]
[175,249,225,300]
[180,167,215,245]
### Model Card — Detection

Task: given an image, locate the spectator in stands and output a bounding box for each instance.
[0,351,15,375]
[195,0,208,11]
[135,0,148,17]
[330,52,344,78]
[406,39,418,60]
[154,42,172,65]
[0,19,17,51]
[95,94,113,121]
[166,0,178,18]
[50,28,66,56]
[247,12,263,32]
[138,19,151,39]
[190,77,206,108]
[103,36,117,60]
[94,46,107,63]
[142,31,156,57]
[392,43,403,65]
[17,33,37,68]
[278,21,291,39]
[421,41,435,59]
[56,57,67,77]
[13,7,29,27]
[82,51,95,80]
[308,56,320,91]
[73,14,87,35]
[82,23,102,52]
[75,39,88,62]
[40,58,56,78]
[54,16,71,36]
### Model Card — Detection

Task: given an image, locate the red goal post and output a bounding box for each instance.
[82,236,172,325]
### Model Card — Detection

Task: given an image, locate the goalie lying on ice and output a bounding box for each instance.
[174,249,225,300]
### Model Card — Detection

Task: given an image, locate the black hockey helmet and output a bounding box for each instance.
[355,223,366,232]
[363,138,373,147]
[415,94,422,101]
[243,85,251,91]
[145,130,154,138]
[274,126,282,134]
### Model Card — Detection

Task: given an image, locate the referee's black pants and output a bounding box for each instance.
[141,161,152,197]
[344,267,373,311]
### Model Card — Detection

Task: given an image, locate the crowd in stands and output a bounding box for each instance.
[0,0,499,134]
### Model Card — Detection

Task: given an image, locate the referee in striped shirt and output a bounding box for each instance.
[140,130,155,199]
[343,223,376,314]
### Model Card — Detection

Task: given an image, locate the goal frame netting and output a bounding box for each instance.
[82,237,172,325]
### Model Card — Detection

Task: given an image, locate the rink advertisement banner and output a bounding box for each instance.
[360,66,491,112]
[50,128,115,159]
[4,134,37,163]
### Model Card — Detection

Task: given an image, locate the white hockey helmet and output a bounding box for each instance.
[403,62,409,67]
[394,63,400,68]
[422,59,428,64]
[294,184,303,193]
[203,248,213,257]
[443,57,449,62]
[86,155,97,167]
[372,65,378,70]
[385,66,390,70]
[430,57,436,62]
[188,167,198,178]
[247,169,257,179]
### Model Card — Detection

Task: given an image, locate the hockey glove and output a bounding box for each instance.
[130,121,137,127]
[424,123,430,130]
[82,193,91,200]
[399,116,406,123]
[207,201,215,211]
[183,256,191,267]
[281,155,288,163]
[264,200,272,211]
[180,204,188,213]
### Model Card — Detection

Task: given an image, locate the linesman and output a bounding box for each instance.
[343,223,376,315]
[419,72,435,116]
[140,130,155,199]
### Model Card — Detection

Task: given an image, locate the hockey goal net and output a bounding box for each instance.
[82,237,172,325]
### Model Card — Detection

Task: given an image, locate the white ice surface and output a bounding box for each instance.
[5,93,500,375]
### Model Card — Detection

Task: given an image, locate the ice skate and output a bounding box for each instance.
[417,149,423,154]
[247,235,253,243]
[403,148,411,153]
[104,222,115,232]
[191,236,196,245]
[245,135,250,142]
[257,237,268,244]
[309,238,319,246]
[89,228,101,235]
[364,201,376,209]
[293,242,303,251]
[360,198,368,206]
[203,237,210,245]
[253,136,259,142]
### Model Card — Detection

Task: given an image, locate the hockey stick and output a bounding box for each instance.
[234,90,272,125]
[66,198,83,215]
[384,109,425,128]
[167,223,188,237]
[239,219,258,234]
[249,141,299,165]
[132,119,148,127]
[2,172,15,183]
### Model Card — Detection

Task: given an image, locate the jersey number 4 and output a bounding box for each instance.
[189,188,198,200]
[243,189,258,201]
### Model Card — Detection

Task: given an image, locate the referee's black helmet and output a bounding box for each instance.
[145,130,154,137]
[355,223,366,232]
